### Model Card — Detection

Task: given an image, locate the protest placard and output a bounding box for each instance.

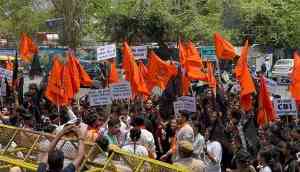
[131,46,147,60]
[274,98,297,116]
[110,81,132,100]
[173,101,185,115]
[88,88,112,106]
[176,96,197,113]
[0,67,12,80]
[96,44,116,61]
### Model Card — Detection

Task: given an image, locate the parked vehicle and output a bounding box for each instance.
[271,59,294,79]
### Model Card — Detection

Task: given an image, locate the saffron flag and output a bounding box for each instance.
[19,33,38,62]
[109,59,119,84]
[207,62,217,94]
[147,51,177,90]
[45,57,67,106]
[214,32,237,60]
[178,42,191,95]
[257,76,277,127]
[122,42,149,96]
[185,41,207,81]
[289,52,300,103]
[234,40,256,111]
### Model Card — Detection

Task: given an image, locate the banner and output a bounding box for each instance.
[96,44,116,61]
[173,96,196,114]
[274,98,297,116]
[266,78,278,94]
[88,88,112,106]
[131,46,147,60]
[0,67,13,80]
[110,81,132,100]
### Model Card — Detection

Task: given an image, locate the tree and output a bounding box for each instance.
[50,0,88,48]
[0,0,52,42]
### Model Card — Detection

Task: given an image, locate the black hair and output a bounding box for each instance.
[130,127,141,154]
[83,113,98,126]
[107,118,120,128]
[179,110,190,120]
[96,137,109,152]
[132,116,145,127]
[48,150,64,171]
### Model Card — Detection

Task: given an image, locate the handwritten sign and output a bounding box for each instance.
[96,44,116,61]
[173,101,185,115]
[132,46,147,60]
[88,88,112,106]
[110,81,132,100]
[177,96,197,112]
[0,67,12,80]
[274,98,297,116]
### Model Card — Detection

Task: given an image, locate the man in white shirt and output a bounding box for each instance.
[204,127,222,172]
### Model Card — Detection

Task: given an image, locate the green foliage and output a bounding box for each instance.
[0,0,52,40]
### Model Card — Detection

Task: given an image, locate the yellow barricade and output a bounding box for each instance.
[0,124,188,172]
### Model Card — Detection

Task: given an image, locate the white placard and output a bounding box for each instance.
[274,98,297,116]
[173,101,185,114]
[110,81,132,100]
[96,44,117,61]
[0,67,12,81]
[175,96,197,113]
[266,78,278,94]
[88,88,112,106]
[277,76,291,85]
[131,46,147,60]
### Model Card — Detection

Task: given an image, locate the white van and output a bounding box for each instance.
[272,59,294,79]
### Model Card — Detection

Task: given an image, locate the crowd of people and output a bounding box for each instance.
[0,67,300,172]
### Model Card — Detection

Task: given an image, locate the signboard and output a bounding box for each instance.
[96,44,116,61]
[0,67,12,80]
[175,96,197,113]
[0,49,16,56]
[266,78,278,94]
[132,46,147,60]
[274,99,297,116]
[199,46,217,61]
[88,88,112,106]
[110,81,132,100]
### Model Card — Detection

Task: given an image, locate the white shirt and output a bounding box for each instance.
[125,128,156,158]
[193,133,205,158]
[259,166,272,172]
[206,141,222,172]
[122,143,149,157]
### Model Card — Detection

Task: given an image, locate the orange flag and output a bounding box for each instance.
[109,59,119,84]
[147,51,177,90]
[45,57,68,106]
[185,41,207,81]
[214,32,237,60]
[70,53,93,87]
[178,42,191,95]
[19,33,38,62]
[290,52,300,103]
[207,62,217,94]
[234,40,256,111]
[257,76,277,127]
[122,42,149,96]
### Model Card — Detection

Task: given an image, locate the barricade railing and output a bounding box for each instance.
[0,124,188,172]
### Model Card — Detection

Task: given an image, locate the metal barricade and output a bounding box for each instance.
[0,124,188,172]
